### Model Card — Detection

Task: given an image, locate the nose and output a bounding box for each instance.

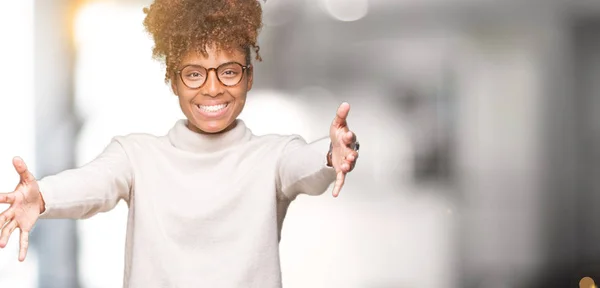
[202,69,222,98]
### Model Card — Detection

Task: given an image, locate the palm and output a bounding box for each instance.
[329,102,359,197]
[0,157,43,261]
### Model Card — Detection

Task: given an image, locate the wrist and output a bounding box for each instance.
[326,142,333,167]
[39,191,46,214]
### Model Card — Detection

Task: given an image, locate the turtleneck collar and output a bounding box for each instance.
[167,119,252,153]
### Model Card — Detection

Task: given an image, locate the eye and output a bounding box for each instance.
[185,71,205,79]
[183,70,206,81]
[220,69,240,78]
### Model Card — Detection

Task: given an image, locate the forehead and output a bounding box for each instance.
[180,46,246,67]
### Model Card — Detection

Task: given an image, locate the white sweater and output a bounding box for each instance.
[38,119,336,288]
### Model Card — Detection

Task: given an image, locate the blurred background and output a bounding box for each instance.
[1,0,600,287]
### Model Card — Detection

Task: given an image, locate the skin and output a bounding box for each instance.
[0,46,359,262]
[171,46,253,134]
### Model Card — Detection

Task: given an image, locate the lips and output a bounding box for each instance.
[194,102,230,118]
[197,103,228,112]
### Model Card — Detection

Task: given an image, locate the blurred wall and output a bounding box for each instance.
[2,0,600,288]
[0,1,37,287]
[31,0,81,287]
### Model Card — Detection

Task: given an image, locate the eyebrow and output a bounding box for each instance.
[181,61,245,68]
[179,61,245,69]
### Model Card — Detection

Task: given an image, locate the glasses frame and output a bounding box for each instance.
[175,62,251,89]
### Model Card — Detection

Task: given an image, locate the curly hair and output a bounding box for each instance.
[143,0,263,81]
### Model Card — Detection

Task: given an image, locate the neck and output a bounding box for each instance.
[168,118,251,153]
[187,120,238,135]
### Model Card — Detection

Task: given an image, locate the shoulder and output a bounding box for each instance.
[251,133,307,148]
[110,133,166,150]
[248,134,324,160]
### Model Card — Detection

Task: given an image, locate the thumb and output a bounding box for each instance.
[13,157,35,184]
[332,102,350,128]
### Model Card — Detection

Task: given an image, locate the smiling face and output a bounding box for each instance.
[171,46,253,134]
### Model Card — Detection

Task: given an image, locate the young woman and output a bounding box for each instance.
[0,0,359,286]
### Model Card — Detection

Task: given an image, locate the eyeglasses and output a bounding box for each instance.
[175,62,251,89]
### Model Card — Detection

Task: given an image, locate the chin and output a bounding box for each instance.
[185,101,241,134]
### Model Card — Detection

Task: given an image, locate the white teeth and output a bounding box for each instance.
[198,103,227,112]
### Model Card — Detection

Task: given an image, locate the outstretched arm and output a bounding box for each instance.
[37,139,133,218]
[276,102,359,199]
[0,138,133,261]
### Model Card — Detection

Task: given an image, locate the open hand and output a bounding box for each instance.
[0,157,44,261]
[329,102,359,197]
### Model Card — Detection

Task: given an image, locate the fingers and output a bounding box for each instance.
[332,171,346,197]
[338,148,359,172]
[332,102,350,128]
[345,150,359,162]
[0,192,15,204]
[0,209,15,228]
[340,162,351,172]
[0,220,17,248]
[19,230,29,262]
[343,130,356,146]
[13,157,35,184]
[345,151,359,169]
[339,160,353,173]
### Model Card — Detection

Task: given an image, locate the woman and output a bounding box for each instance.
[0,0,359,286]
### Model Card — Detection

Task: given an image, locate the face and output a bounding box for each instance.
[171,46,253,134]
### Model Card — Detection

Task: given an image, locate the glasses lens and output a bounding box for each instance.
[217,63,244,86]
[181,65,207,88]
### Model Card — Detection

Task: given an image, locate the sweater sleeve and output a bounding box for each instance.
[276,136,336,200]
[37,138,133,219]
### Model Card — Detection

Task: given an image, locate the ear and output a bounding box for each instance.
[246,65,254,92]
